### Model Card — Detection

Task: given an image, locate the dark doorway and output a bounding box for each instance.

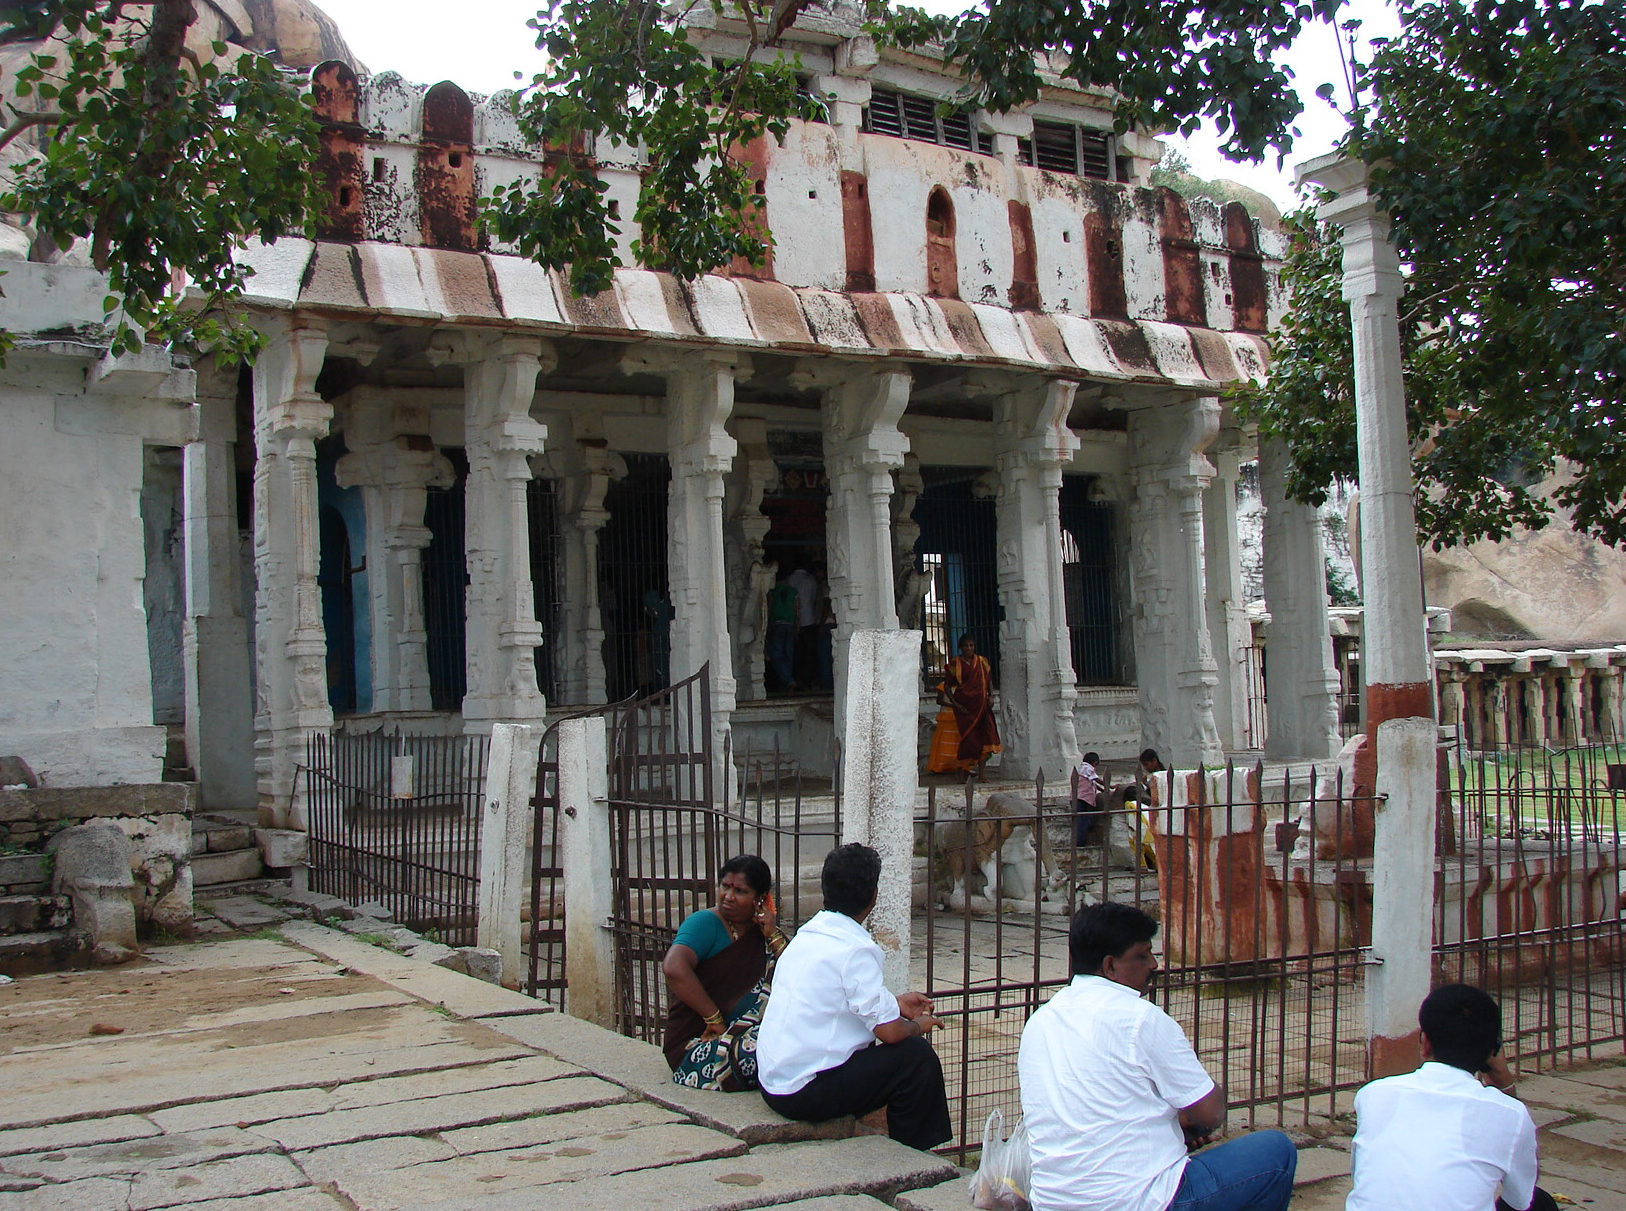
[913,472,999,686]
[1059,475,1123,684]
[422,448,469,711]
[600,453,671,700]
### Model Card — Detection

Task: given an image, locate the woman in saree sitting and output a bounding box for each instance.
[661,854,789,1091]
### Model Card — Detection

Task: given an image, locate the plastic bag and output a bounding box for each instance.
[969,1108,1031,1211]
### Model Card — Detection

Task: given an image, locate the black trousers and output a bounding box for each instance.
[761,1035,953,1152]
[1498,1190,1558,1211]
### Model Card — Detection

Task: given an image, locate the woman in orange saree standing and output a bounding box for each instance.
[930,634,1001,779]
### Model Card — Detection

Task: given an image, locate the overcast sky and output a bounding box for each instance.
[313,0,1400,211]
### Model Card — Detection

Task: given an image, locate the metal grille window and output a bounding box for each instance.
[912,473,1000,686]
[1023,121,1115,181]
[600,453,672,701]
[527,477,563,704]
[863,88,990,154]
[422,448,469,712]
[1059,475,1124,684]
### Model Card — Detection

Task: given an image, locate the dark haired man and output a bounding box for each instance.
[1347,984,1554,1211]
[1019,902,1296,1210]
[756,842,952,1150]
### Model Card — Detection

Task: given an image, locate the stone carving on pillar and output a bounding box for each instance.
[250,320,333,825]
[987,377,1083,781]
[543,416,623,707]
[625,349,741,759]
[1438,666,1467,740]
[1126,394,1224,768]
[1260,437,1341,761]
[460,335,552,728]
[1201,433,1252,751]
[800,365,913,733]
[892,454,930,629]
[335,392,455,714]
[723,417,780,703]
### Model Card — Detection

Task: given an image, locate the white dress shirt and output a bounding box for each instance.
[1347,1061,1539,1211]
[1019,974,1216,1211]
[755,909,902,1096]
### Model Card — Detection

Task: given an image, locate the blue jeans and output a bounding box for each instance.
[1168,1130,1296,1211]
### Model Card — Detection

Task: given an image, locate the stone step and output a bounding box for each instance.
[191,848,265,887]
[0,894,70,936]
[0,929,88,977]
[191,813,256,855]
[0,852,50,893]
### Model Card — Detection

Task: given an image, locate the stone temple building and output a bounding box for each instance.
[0,0,1353,823]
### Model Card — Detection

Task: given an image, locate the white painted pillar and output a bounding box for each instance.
[1260,437,1341,761]
[335,392,455,713]
[250,322,333,826]
[840,628,923,991]
[461,337,550,728]
[477,722,540,988]
[647,351,741,760]
[1201,439,1252,751]
[992,378,1082,782]
[554,432,618,707]
[184,367,256,810]
[1299,152,1436,1078]
[724,418,780,703]
[560,715,613,1025]
[1126,395,1224,768]
[813,367,912,736]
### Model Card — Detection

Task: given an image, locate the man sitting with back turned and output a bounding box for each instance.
[1019,902,1297,1211]
[1346,983,1556,1211]
[756,842,953,1151]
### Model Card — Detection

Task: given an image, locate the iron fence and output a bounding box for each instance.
[1435,739,1626,1072]
[305,730,489,945]
[914,765,1375,1160]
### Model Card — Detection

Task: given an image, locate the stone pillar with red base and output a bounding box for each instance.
[1299,152,1437,1080]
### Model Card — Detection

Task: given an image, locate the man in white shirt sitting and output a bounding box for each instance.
[756,842,952,1151]
[1019,902,1297,1211]
[1346,984,1556,1211]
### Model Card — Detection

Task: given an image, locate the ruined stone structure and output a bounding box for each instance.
[0,3,1349,827]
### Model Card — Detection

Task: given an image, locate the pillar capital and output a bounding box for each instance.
[252,323,332,443]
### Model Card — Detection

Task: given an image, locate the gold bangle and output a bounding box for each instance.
[768,930,788,953]
[703,1011,724,1027]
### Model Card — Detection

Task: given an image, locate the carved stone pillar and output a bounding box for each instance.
[1486,676,1509,748]
[335,391,454,713]
[1603,664,1625,741]
[892,454,929,629]
[461,336,550,728]
[1260,437,1341,761]
[1561,665,1585,743]
[991,379,1082,781]
[1437,665,1467,742]
[1201,436,1252,750]
[811,367,912,732]
[251,322,333,826]
[631,351,740,758]
[551,425,618,708]
[1126,395,1224,768]
[724,418,780,703]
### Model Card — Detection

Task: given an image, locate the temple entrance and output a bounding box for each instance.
[600,453,671,701]
[759,443,829,695]
[912,471,999,686]
[422,448,468,711]
[1059,474,1125,684]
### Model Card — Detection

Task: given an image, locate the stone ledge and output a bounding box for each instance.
[0,783,195,825]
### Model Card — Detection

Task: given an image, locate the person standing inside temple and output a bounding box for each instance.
[787,562,819,691]
[938,634,1001,780]
[765,574,799,692]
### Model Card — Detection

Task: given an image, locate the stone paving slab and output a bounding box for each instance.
[1549,1115,1626,1150]
[170,1192,349,1211]
[203,896,293,930]
[0,1114,160,1158]
[280,922,552,1018]
[476,1008,855,1145]
[150,1053,577,1133]
[891,1174,971,1211]
[5,1126,275,1184]
[247,1075,630,1151]
[772,1198,896,1210]
[394,1135,959,1211]
[0,1175,131,1210]
[325,1120,748,1210]
[1290,1146,1351,1186]
[127,1151,308,1210]
[435,1100,683,1157]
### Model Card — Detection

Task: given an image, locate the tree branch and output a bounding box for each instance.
[0,112,63,153]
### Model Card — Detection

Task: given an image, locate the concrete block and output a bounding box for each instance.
[255,828,308,868]
[191,848,264,886]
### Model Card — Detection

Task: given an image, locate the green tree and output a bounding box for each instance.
[1235,0,1626,549]
[0,0,324,358]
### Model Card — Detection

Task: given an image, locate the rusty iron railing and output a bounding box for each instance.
[305,730,488,945]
